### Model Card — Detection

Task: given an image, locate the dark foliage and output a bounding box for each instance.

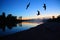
[47,15,60,22]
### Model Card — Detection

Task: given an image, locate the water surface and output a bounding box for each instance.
[0,22,43,36]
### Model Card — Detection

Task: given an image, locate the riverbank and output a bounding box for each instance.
[1,22,60,40]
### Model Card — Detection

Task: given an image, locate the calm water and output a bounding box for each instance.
[0,22,43,37]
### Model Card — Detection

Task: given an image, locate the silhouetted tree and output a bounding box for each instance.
[47,15,60,22]
[0,12,22,31]
[56,15,60,22]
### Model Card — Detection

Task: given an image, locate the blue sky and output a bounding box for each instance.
[0,0,60,18]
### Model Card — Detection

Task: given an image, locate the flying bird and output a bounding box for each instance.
[37,10,40,16]
[26,2,30,10]
[43,3,46,10]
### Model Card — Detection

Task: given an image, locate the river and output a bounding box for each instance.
[0,22,43,37]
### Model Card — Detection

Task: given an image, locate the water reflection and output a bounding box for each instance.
[21,22,43,26]
[0,22,22,32]
[0,22,43,36]
[18,23,22,27]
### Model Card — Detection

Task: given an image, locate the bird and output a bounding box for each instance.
[43,3,46,10]
[37,10,40,16]
[26,2,30,10]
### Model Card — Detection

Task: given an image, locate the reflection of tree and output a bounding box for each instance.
[7,23,17,29]
[0,24,6,31]
[0,23,17,31]
[18,23,22,27]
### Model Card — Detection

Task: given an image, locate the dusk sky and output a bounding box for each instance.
[0,0,60,19]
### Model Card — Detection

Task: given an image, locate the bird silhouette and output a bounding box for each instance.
[37,10,40,16]
[43,3,46,10]
[26,2,30,10]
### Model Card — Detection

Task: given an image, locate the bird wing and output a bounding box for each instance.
[37,10,40,16]
[26,2,30,10]
[43,4,46,10]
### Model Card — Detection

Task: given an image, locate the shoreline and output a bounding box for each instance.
[1,22,60,40]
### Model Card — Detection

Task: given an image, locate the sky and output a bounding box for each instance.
[0,0,60,19]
